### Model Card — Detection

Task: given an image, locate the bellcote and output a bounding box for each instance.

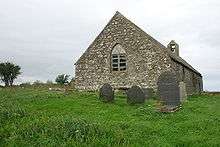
[167,40,179,56]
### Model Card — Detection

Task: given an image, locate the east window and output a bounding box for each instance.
[111,44,127,71]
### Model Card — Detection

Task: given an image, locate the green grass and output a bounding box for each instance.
[0,87,220,146]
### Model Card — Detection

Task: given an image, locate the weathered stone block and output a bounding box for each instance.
[99,83,114,102]
[127,86,145,104]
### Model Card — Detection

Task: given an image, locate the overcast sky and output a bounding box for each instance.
[0,0,219,91]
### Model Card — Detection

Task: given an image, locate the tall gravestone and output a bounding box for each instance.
[99,83,114,102]
[157,71,180,107]
[127,86,145,104]
[179,81,187,102]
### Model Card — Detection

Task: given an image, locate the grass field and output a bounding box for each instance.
[0,87,220,146]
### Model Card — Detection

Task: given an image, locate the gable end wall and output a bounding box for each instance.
[75,13,173,91]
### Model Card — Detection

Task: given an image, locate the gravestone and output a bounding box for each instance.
[127,86,145,104]
[179,81,187,102]
[99,83,114,102]
[157,71,180,107]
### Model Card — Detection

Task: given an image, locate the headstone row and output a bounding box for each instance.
[99,71,186,111]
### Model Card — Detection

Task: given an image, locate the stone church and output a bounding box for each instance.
[75,12,203,95]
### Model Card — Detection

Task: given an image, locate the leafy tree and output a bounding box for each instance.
[0,62,21,87]
[55,74,70,85]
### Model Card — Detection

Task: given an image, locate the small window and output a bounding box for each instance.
[111,44,127,71]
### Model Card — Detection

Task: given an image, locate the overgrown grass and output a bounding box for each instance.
[0,87,220,146]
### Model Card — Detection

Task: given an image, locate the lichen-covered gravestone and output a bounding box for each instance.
[99,83,114,102]
[157,71,180,108]
[127,86,145,104]
[179,81,187,102]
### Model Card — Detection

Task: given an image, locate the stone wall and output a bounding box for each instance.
[75,12,172,91]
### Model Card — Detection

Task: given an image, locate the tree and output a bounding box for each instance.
[55,74,70,85]
[0,62,21,87]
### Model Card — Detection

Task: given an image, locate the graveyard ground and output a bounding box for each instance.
[0,87,220,146]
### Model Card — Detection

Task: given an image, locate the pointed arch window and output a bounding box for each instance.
[111,44,127,71]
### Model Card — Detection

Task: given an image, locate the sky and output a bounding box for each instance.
[0,0,219,91]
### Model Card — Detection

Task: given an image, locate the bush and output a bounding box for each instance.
[55,74,70,85]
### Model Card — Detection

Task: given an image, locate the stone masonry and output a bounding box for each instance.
[74,12,203,95]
